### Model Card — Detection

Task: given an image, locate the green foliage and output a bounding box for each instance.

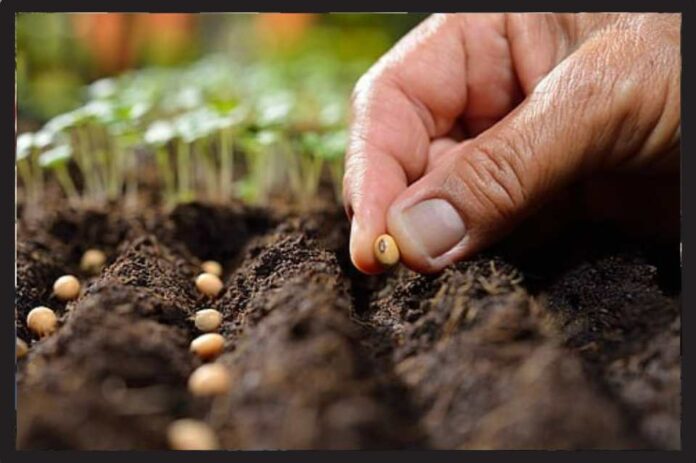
[17,51,362,211]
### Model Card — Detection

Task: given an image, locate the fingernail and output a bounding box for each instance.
[349,216,362,268]
[398,199,466,258]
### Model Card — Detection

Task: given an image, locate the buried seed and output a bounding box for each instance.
[167,418,220,450]
[194,309,223,332]
[195,273,223,298]
[201,260,223,277]
[188,363,232,397]
[80,249,107,274]
[190,333,225,360]
[27,306,58,337]
[53,275,81,301]
[16,337,28,358]
[374,234,400,267]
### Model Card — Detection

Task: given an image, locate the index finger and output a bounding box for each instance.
[343,14,468,273]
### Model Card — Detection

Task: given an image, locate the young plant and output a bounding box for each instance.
[144,120,177,205]
[16,133,38,208]
[39,143,79,202]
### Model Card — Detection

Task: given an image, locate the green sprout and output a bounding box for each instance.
[144,120,176,205]
[39,143,79,201]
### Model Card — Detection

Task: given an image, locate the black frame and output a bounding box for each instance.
[1,1,691,462]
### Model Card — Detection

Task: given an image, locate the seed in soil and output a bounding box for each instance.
[26,306,58,337]
[190,333,225,360]
[80,249,107,274]
[53,275,81,301]
[16,337,28,358]
[167,418,220,450]
[188,363,232,397]
[201,260,223,277]
[195,273,223,298]
[194,309,223,332]
[374,234,400,267]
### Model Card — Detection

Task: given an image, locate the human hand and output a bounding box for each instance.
[343,13,680,274]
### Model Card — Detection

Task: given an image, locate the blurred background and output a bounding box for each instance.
[17,13,426,129]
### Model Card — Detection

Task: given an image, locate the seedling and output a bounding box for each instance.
[374,234,400,267]
[26,306,57,337]
[190,333,225,360]
[201,261,223,277]
[188,363,231,397]
[53,275,81,301]
[16,338,28,359]
[39,144,79,202]
[167,419,220,450]
[195,273,223,298]
[194,309,223,333]
[80,249,107,274]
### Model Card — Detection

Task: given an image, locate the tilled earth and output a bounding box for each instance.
[15,201,680,449]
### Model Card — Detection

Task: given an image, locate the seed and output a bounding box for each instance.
[190,333,225,360]
[201,260,223,277]
[188,363,231,397]
[16,338,28,358]
[80,249,106,274]
[194,309,223,332]
[27,306,57,337]
[374,234,400,267]
[195,273,223,298]
[167,418,220,450]
[53,275,81,301]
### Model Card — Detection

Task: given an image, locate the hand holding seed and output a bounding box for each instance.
[344,13,679,274]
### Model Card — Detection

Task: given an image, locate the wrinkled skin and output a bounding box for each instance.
[344,13,680,274]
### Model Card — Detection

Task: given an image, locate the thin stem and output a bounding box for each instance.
[177,140,193,202]
[17,160,34,208]
[77,126,101,199]
[54,165,80,202]
[219,130,234,201]
[156,147,176,206]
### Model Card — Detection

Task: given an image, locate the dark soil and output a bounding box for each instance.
[15,201,680,450]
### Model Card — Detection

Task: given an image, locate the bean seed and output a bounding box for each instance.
[27,306,57,337]
[167,419,220,450]
[190,333,225,360]
[80,249,106,274]
[53,275,81,301]
[374,234,400,266]
[188,363,231,397]
[201,260,223,277]
[16,337,28,358]
[195,273,223,298]
[194,309,223,332]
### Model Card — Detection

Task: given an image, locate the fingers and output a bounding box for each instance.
[344,13,529,273]
[387,22,681,273]
[344,14,469,273]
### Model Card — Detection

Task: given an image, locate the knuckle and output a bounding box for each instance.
[449,141,529,222]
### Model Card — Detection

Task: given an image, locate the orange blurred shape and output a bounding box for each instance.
[71,13,133,75]
[71,13,195,75]
[132,14,196,64]
[255,13,317,49]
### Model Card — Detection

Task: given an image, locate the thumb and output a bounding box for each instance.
[386,27,680,273]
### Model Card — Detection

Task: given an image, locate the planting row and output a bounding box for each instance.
[16,205,681,449]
